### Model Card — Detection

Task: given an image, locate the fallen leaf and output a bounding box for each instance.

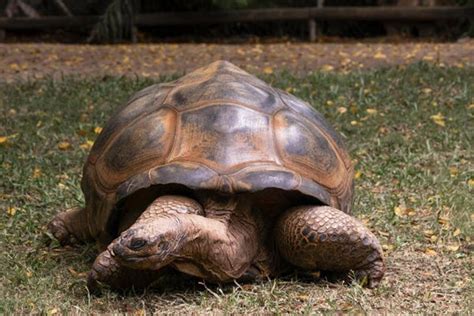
[430,112,445,127]
[453,228,461,237]
[374,52,386,59]
[263,66,273,74]
[425,248,437,256]
[321,64,334,72]
[467,179,474,187]
[326,100,334,106]
[438,215,450,226]
[354,170,362,179]
[468,104,474,109]
[79,140,94,150]
[350,120,359,126]
[423,55,434,61]
[446,245,459,252]
[382,244,394,251]
[422,88,432,94]
[337,107,347,114]
[449,166,458,177]
[366,108,377,115]
[0,136,8,144]
[58,141,72,150]
[33,167,42,178]
[7,207,16,216]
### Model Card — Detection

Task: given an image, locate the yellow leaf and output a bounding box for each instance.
[9,63,20,71]
[326,100,334,106]
[374,52,386,59]
[33,167,42,179]
[468,104,474,109]
[424,229,434,237]
[430,112,445,127]
[25,270,33,278]
[430,235,438,242]
[449,166,458,177]
[321,64,334,72]
[7,207,16,216]
[350,120,358,126]
[446,245,459,252]
[453,228,461,237]
[438,216,450,226]
[354,170,362,179]
[366,108,377,115]
[423,55,434,61]
[425,248,437,256]
[467,178,474,187]
[337,107,347,114]
[422,88,432,94]
[47,308,59,316]
[0,136,8,144]
[263,66,273,74]
[79,140,94,150]
[382,244,394,251]
[58,141,72,150]
[394,206,405,217]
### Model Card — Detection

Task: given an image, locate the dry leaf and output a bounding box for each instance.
[321,64,334,72]
[446,245,459,252]
[58,141,72,150]
[425,248,437,256]
[7,207,16,216]
[449,166,458,177]
[382,244,394,251]
[354,170,362,179]
[0,136,8,144]
[33,167,42,178]
[468,179,474,187]
[438,216,450,226]
[350,120,359,126]
[337,107,347,114]
[374,52,386,59]
[468,104,474,109]
[394,206,405,217]
[422,88,432,94]
[326,100,334,106]
[430,113,445,127]
[366,108,377,115]
[423,55,434,61]
[79,140,94,150]
[453,228,461,237]
[263,66,273,74]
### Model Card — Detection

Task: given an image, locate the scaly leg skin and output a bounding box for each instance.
[275,206,385,288]
[48,207,92,246]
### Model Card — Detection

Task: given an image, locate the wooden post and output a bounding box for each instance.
[308,18,316,42]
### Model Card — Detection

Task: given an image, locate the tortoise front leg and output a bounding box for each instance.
[48,207,93,245]
[275,206,385,288]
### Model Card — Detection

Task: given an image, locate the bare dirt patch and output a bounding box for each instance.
[1,40,473,82]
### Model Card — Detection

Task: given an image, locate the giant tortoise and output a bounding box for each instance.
[48,60,385,289]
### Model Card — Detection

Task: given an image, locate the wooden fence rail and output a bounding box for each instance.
[0,6,472,40]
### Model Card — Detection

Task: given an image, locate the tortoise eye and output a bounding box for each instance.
[129,238,147,250]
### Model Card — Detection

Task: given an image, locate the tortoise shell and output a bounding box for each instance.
[81,61,353,240]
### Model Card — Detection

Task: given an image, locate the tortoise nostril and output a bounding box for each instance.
[129,238,147,250]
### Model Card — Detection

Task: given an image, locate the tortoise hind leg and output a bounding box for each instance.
[48,207,93,245]
[275,205,385,288]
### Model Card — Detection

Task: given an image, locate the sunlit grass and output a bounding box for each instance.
[0,63,472,313]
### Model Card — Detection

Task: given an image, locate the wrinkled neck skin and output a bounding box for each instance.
[111,193,258,274]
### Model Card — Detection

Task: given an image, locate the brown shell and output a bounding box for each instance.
[81,61,353,239]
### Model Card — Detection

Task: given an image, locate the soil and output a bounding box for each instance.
[1,39,473,82]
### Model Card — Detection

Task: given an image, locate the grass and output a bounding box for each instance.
[0,63,472,314]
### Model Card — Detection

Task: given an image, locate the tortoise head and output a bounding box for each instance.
[110,216,187,270]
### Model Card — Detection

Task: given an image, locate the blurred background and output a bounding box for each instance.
[0,0,472,43]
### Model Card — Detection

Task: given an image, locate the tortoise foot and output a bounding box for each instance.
[48,207,85,246]
[275,205,385,288]
[88,247,163,291]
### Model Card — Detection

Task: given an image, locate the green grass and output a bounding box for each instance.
[0,63,473,314]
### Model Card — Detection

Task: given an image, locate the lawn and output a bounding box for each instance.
[0,63,472,314]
